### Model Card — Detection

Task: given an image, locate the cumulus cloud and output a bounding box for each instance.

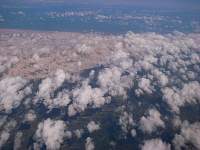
[0,116,7,128]
[87,121,100,133]
[135,78,154,96]
[118,110,135,136]
[151,68,169,87]
[14,132,23,150]
[140,109,165,134]
[25,110,37,122]
[173,121,200,150]
[109,50,133,70]
[74,129,84,139]
[0,76,31,113]
[65,131,72,139]
[37,77,52,100]
[36,69,71,109]
[51,90,71,108]
[0,56,19,74]
[0,30,200,149]
[54,69,67,87]
[141,138,171,150]
[85,137,95,150]
[97,66,133,98]
[35,118,66,150]
[0,131,10,149]
[162,81,200,113]
[68,80,108,116]
[131,129,137,137]
[0,120,17,148]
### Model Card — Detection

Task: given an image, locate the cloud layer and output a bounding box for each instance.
[0,30,199,149]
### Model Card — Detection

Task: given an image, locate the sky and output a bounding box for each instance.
[1,0,200,8]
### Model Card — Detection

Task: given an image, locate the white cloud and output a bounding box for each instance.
[68,80,107,116]
[54,69,66,87]
[37,69,67,100]
[74,129,84,139]
[162,81,200,113]
[14,132,23,150]
[0,56,19,74]
[25,110,37,122]
[35,118,66,150]
[97,66,133,98]
[151,69,168,87]
[65,131,72,139]
[37,77,52,100]
[141,138,171,150]
[85,137,95,150]
[0,120,17,148]
[131,129,137,137]
[87,121,100,133]
[0,76,30,113]
[119,111,135,134]
[136,78,154,96]
[51,90,71,108]
[0,131,10,149]
[110,50,133,70]
[0,116,7,128]
[173,121,200,150]
[36,69,71,109]
[0,30,200,149]
[140,109,165,134]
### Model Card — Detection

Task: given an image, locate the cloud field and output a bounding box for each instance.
[0,30,199,149]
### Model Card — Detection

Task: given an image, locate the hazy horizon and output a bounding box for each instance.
[1,0,200,9]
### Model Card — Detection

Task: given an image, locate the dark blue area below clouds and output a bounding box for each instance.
[0,4,200,34]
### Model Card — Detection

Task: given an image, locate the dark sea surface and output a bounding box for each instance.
[0,3,200,33]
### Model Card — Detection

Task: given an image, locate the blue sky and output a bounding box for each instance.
[1,0,200,9]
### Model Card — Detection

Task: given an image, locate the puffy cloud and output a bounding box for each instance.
[65,131,72,139]
[54,69,67,87]
[85,137,95,150]
[47,11,94,18]
[173,121,200,150]
[140,109,165,134]
[0,116,7,128]
[74,129,84,139]
[51,90,71,108]
[162,87,182,113]
[0,131,9,149]
[0,120,17,148]
[35,118,66,150]
[14,132,23,150]
[37,77,52,100]
[172,115,182,128]
[76,44,92,56]
[131,129,137,137]
[151,68,168,87]
[119,111,135,134]
[38,69,68,99]
[109,50,133,70]
[162,81,200,113]
[0,76,30,113]
[68,80,107,116]
[87,121,100,133]
[0,30,200,149]
[25,110,37,122]
[0,56,19,74]
[97,66,133,98]
[136,78,154,96]
[141,138,171,150]
[36,69,71,109]
[68,104,78,117]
